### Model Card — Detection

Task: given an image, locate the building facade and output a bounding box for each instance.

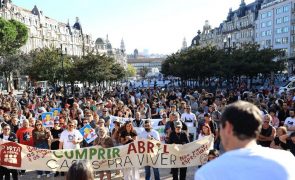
[192,0,263,49]
[0,1,94,56]
[127,58,165,76]
[255,0,295,73]
[95,35,127,68]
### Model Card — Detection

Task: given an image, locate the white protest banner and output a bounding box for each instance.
[0,136,213,172]
[110,115,196,139]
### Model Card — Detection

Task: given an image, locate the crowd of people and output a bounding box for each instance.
[0,85,295,180]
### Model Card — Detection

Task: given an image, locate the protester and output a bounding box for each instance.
[140,120,160,180]
[168,120,189,180]
[0,123,18,180]
[195,101,295,180]
[93,127,114,180]
[257,114,276,147]
[32,120,52,178]
[120,121,139,180]
[59,120,83,149]
[279,131,295,156]
[66,161,94,180]
[270,126,288,149]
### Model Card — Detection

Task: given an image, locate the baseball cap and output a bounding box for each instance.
[174,120,182,128]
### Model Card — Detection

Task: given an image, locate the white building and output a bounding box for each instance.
[255,0,295,73]
[0,1,94,56]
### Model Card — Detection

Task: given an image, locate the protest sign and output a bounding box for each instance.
[51,108,61,117]
[80,124,97,144]
[41,112,54,127]
[0,136,213,172]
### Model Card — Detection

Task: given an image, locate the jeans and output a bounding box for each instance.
[172,167,187,180]
[144,166,160,180]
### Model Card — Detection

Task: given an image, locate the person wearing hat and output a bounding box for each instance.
[168,120,189,180]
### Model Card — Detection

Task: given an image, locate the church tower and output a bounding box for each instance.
[120,38,126,53]
[182,37,187,50]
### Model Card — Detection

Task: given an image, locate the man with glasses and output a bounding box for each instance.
[0,124,18,180]
[140,120,160,180]
[59,120,83,150]
[181,105,196,141]
[101,108,111,130]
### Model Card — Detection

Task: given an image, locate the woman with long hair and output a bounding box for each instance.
[32,120,52,178]
[120,121,139,180]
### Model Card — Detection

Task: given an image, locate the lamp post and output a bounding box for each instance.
[223,34,232,53]
[60,44,67,107]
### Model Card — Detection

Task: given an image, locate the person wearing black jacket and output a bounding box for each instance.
[168,120,189,180]
[0,123,18,180]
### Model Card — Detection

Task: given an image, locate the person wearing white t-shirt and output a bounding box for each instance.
[140,120,160,180]
[284,110,295,135]
[181,106,196,127]
[59,120,83,149]
[195,101,295,180]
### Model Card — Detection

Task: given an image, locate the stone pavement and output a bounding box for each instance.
[16,166,198,180]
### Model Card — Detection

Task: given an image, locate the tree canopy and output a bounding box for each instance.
[161,43,285,87]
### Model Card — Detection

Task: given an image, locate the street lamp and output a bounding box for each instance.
[60,44,67,107]
[223,34,232,53]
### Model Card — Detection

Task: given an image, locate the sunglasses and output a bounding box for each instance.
[175,127,181,129]
[54,123,59,125]
[36,124,42,126]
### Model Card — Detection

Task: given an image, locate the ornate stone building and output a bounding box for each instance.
[192,0,263,49]
[95,35,127,68]
[0,1,94,56]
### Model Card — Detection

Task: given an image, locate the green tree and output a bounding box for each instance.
[0,17,28,55]
[0,17,28,91]
[127,64,137,77]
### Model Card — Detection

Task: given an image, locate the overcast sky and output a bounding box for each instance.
[13,0,254,55]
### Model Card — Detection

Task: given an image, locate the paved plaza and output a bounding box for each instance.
[15,167,197,180]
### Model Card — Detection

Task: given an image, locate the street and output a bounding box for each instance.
[16,166,197,180]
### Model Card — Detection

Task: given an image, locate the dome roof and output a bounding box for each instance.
[95,38,105,45]
[73,22,81,30]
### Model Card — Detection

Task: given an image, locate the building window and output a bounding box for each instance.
[276,18,282,24]
[275,38,282,44]
[261,31,266,37]
[276,28,282,34]
[283,5,289,12]
[283,16,289,23]
[267,11,272,17]
[266,39,271,46]
[282,37,288,44]
[266,21,272,27]
[276,7,283,14]
[266,30,271,36]
[283,27,289,33]
[261,12,267,19]
[261,22,266,28]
